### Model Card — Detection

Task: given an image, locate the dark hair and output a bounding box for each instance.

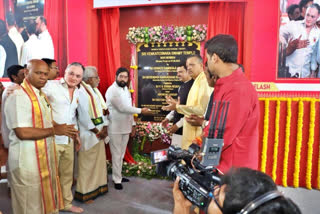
[252,197,301,214]
[287,4,299,14]
[67,62,85,72]
[220,168,301,214]
[205,34,238,63]
[42,58,56,67]
[116,67,129,77]
[186,54,203,64]
[16,19,25,28]
[177,60,187,70]
[7,65,24,82]
[38,16,47,26]
[26,20,36,35]
[5,12,15,26]
[299,0,313,10]
[0,19,7,36]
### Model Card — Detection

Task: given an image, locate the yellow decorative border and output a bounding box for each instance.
[272,100,281,181]
[293,99,304,188]
[306,99,316,189]
[282,99,291,187]
[261,99,269,173]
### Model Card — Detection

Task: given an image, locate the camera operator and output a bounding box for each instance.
[173,167,301,214]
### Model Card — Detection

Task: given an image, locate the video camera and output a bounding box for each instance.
[151,101,230,211]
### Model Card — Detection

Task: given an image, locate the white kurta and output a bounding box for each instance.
[78,84,109,151]
[5,86,53,173]
[1,82,15,148]
[0,45,6,77]
[38,30,54,59]
[42,79,79,145]
[8,27,24,63]
[20,34,43,66]
[105,82,140,134]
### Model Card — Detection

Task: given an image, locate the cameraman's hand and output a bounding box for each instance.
[173,177,192,214]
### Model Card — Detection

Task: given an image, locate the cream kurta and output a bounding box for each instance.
[176,72,212,149]
[5,86,58,214]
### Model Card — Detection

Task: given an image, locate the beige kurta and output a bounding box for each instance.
[176,72,212,149]
[5,86,59,214]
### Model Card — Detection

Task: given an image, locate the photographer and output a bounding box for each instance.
[173,167,301,214]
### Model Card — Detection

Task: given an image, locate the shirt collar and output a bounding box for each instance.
[215,67,243,86]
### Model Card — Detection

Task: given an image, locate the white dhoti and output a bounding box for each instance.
[75,141,108,202]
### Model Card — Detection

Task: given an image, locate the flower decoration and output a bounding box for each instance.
[126,24,207,44]
[135,122,172,151]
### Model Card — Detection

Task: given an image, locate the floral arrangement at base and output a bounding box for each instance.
[135,122,171,151]
[126,24,207,44]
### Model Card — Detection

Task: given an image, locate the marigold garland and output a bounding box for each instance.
[306,99,316,189]
[261,99,269,173]
[272,100,281,181]
[282,98,291,187]
[293,99,304,188]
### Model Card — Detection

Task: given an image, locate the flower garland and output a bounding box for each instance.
[306,99,316,189]
[272,100,281,181]
[282,98,291,187]
[126,24,207,44]
[261,99,269,173]
[293,99,304,188]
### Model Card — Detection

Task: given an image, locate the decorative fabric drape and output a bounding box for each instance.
[0,1,4,20]
[206,2,245,65]
[44,0,68,75]
[97,8,121,95]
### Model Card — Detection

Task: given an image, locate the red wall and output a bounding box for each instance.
[119,4,209,69]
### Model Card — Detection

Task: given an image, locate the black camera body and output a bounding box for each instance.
[151,100,230,210]
[151,145,221,210]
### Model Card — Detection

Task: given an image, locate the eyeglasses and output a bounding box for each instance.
[50,66,59,70]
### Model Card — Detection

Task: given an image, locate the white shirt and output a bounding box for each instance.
[1,82,16,148]
[105,82,141,134]
[165,111,183,128]
[38,29,54,59]
[42,79,79,144]
[280,20,320,78]
[78,84,109,151]
[20,34,43,65]
[4,85,53,172]
[8,27,24,63]
[0,45,6,77]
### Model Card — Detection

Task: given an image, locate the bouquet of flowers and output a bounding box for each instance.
[135,122,171,151]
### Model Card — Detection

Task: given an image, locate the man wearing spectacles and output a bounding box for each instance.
[42,58,60,80]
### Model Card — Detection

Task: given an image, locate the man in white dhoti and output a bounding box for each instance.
[4,59,78,214]
[75,66,108,203]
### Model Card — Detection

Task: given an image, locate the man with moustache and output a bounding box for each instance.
[105,67,150,190]
[161,62,193,147]
[4,59,78,214]
[204,34,259,173]
[42,58,60,80]
[162,55,212,149]
[75,66,108,203]
[42,62,84,213]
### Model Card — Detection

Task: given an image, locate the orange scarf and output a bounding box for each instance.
[21,79,64,213]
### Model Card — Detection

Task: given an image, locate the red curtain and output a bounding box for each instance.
[0,2,4,20]
[44,0,68,75]
[206,2,245,65]
[97,8,121,95]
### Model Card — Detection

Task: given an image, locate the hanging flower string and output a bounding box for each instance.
[261,99,269,173]
[306,99,316,189]
[293,99,304,188]
[282,98,291,187]
[272,100,281,181]
[126,24,207,44]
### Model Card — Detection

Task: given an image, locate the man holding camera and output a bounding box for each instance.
[203,34,260,173]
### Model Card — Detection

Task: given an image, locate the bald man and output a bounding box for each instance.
[4,60,78,214]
